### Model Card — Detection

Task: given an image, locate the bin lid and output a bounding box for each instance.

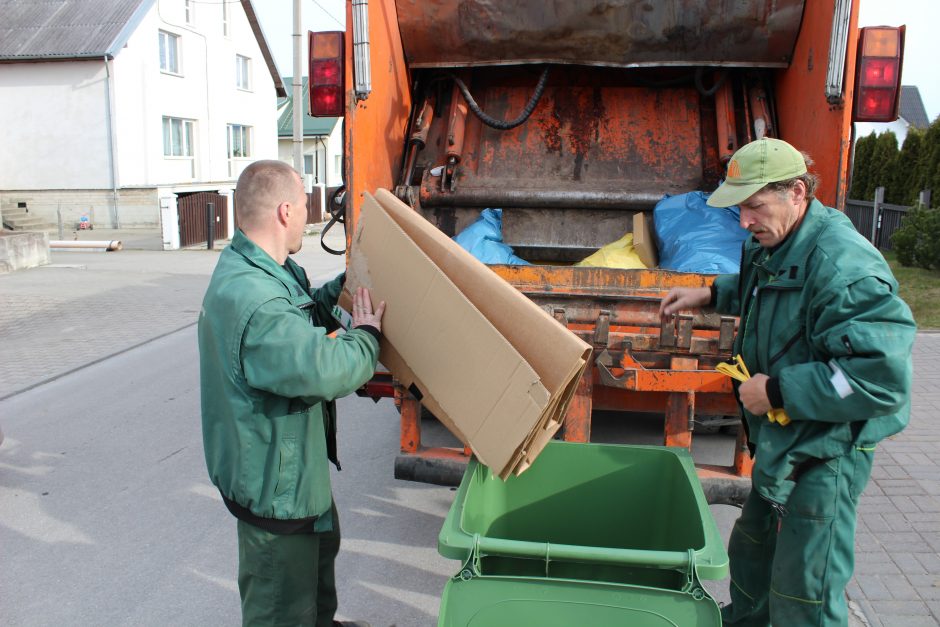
[439,575,721,627]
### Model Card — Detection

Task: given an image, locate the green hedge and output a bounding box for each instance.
[854,116,940,268]
[891,206,940,270]
[852,115,940,206]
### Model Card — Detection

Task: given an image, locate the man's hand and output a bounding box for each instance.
[659,286,712,320]
[352,286,385,333]
[738,374,772,415]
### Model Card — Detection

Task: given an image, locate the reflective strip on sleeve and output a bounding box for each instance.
[828,360,854,399]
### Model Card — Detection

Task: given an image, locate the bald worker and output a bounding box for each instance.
[198,160,382,626]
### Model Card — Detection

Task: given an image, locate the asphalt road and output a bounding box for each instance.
[0,325,461,626]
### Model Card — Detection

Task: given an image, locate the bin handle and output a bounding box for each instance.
[472,535,696,574]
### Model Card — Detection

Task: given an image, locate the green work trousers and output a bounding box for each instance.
[721,445,874,626]
[236,507,340,627]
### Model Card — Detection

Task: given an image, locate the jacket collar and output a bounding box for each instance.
[229,229,307,298]
[744,199,830,287]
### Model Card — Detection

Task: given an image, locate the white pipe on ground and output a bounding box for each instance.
[50,240,123,251]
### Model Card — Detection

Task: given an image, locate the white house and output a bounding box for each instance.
[855,85,931,146]
[0,0,286,248]
[277,77,343,190]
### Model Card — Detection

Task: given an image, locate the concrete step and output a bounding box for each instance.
[3,217,53,231]
[5,216,44,226]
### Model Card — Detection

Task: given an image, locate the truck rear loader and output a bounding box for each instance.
[308,0,905,504]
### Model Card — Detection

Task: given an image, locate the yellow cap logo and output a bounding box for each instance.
[727,159,741,180]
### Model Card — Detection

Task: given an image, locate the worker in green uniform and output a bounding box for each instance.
[199,160,383,627]
[659,138,915,626]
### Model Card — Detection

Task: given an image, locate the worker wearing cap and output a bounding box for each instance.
[660,138,915,626]
[199,160,382,627]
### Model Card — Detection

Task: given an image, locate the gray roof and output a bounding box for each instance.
[277,77,339,137]
[899,86,930,129]
[0,0,154,60]
[0,0,286,97]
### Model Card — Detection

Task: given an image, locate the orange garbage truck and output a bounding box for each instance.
[309,0,904,504]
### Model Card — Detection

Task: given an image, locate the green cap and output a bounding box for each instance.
[707,138,807,208]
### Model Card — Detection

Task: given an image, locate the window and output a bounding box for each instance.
[227,124,251,158]
[184,0,194,24]
[163,117,194,157]
[222,1,230,37]
[235,55,251,90]
[159,31,180,74]
[304,154,314,179]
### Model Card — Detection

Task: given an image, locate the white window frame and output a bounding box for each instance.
[304,154,315,180]
[227,124,252,177]
[159,30,181,75]
[235,55,251,91]
[163,117,195,158]
[227,124,252,159]
[184,0,194,24]
[222,1,230,37]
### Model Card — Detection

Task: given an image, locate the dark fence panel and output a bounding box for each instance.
[844,198,910,251]
[875,204,909,250]
[844,199,875,240]
[179,192,228,247]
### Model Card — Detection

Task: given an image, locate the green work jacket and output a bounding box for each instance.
[198,230,379,525]
[713,199,915,507]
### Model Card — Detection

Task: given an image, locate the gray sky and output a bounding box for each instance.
[253,0,344,80]
[255,0,938,120]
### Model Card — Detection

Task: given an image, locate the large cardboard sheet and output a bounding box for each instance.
[342,190,591,477]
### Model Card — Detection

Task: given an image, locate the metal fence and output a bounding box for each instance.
[844,188,916,251]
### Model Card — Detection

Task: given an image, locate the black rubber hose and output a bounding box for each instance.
[695,67,728,98]
[320,185,346,255]
[451,66,550,130]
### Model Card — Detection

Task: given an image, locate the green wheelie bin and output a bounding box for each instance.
[437,441,729,626]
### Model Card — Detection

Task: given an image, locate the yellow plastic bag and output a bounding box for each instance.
[575,233,648,269]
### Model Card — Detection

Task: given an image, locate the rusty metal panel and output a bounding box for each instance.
[396,0,805,69]
[419,80,706,205]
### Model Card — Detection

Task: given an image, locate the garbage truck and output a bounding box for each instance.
[308,0,905,504]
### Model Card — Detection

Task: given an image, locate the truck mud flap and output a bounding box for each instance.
[394,454,467,487]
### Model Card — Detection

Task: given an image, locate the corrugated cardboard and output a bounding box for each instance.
[341,190,592,478]
[633,211,658,268]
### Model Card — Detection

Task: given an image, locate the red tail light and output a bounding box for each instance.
[308,31,344,117]
[853,26,905,122]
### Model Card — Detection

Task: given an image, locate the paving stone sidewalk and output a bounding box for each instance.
[847,332,940,626]
[0,228,346,399]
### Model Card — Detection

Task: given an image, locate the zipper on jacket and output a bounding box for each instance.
[768,327,803,368]
[746,281,801,373]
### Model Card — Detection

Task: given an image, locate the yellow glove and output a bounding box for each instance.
[716,355,791,426]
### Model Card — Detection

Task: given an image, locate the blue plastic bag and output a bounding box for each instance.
[653,191,748,274]
[453,208,530,265]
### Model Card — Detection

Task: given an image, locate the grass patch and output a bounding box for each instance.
[883,250,940,330]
